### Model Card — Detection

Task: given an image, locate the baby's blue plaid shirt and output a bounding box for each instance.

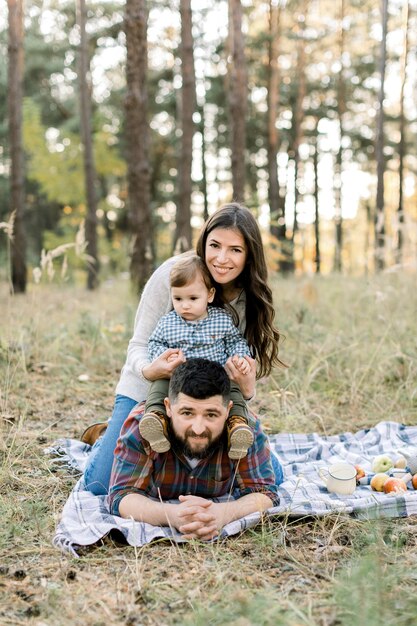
[148,306,251,365]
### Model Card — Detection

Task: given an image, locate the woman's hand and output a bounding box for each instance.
[225,355,256,399]
[142,349,186,381]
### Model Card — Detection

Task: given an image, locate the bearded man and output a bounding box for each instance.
[108,358,280,541]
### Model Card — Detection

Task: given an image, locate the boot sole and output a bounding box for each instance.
[139,415,171,453]
[229,428,254,460]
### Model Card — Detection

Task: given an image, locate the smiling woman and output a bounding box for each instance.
[204,228,247,299]
[195,203,285,377]
[82,202,285,496]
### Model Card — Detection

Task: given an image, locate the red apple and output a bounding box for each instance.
[355,465,366,480]
[383,478,407,494]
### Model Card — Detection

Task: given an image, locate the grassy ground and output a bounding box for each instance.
[1,271,417,626]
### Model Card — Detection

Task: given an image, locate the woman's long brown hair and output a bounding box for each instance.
[196,203,285,378]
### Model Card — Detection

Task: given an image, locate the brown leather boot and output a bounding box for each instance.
[81,422,108,446]
[227,415,254,460]
[139,412,170,453]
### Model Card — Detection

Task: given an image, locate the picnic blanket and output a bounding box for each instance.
[46,421,417,556]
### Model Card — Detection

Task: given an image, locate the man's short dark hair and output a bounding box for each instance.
[168,358,231,405]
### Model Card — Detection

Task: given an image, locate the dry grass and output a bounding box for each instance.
[1,271,417,625]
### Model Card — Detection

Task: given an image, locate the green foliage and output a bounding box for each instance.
[0,0,415,285]
[22,98,126,207]
[23,99,84,205]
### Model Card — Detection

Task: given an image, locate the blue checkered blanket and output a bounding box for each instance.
[46,421,417,556]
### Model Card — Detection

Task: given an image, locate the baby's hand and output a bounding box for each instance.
[232,355,251,375]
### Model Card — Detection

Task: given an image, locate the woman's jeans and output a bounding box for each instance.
[83,394,284,495]
[84,394,138,495]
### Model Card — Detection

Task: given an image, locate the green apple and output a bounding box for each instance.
[372,454,394,473]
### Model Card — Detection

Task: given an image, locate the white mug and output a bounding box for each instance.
[319,462,357,496]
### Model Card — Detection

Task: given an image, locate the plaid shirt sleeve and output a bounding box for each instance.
[217,310,251,359]
[108,403,155,516]
[148,316,171,362]
[234,418,280,506]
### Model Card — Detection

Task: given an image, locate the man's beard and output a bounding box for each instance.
[168,422,226,460]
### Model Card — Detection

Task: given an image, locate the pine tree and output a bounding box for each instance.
[125,0,153,291]
[76,0,99,290]
[174,0,196,253]
[228,0,247,201]
[375,0,388,271]
[7,0,27,293]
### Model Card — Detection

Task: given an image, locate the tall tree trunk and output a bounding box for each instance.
[334,0,346,273]
[364,202,372,276]
[313,118,320,274]
[292,10,306,244]
[125,0,153,292]
[7,0,26,293]
[199,103,209,222]
[267,0,285,241]
[77,0,99,290]
[396,0,410,265]
[285,4,307,273]
[174,0,196,253]
[375,0,388,271]
[228,0,247,202]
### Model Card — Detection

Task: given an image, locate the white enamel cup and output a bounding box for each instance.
[319,462,357,495]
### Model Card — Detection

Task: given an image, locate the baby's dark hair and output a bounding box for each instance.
[168,358,231,406]
[170,254,214,292]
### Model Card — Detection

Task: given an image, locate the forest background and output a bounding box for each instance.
[1,0,416,292]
